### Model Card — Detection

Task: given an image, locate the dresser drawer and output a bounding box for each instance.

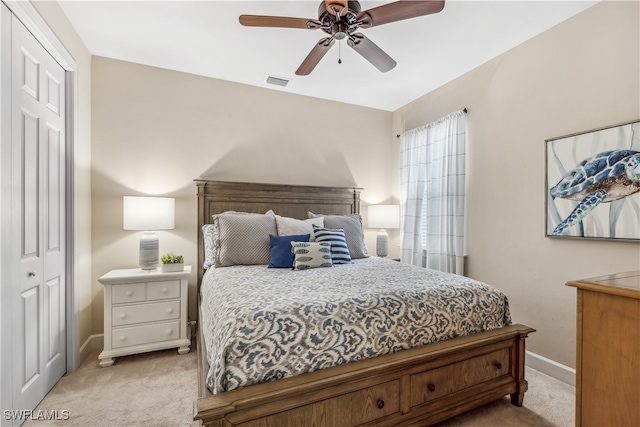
[349,380,400,425]
[112,320,181,349]
[112,300,180,326]
[112,283,146,304]
[239,380,400,427]
[410,348,509,406]
[148,280,181,301]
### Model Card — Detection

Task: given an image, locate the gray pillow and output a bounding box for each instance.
[212,212,277,267]
[307,212,369,259]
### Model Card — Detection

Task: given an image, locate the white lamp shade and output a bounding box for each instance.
[123,196,175,231]
[368,205,400,229]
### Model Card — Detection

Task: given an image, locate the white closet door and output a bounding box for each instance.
[10,12,66,414]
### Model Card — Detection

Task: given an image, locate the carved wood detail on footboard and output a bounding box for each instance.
[194,324,535,427]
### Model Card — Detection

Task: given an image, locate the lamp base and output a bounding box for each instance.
[376,229,389,258]
[139,231,159,270]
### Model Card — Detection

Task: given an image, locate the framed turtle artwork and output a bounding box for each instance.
[546,119,640,241]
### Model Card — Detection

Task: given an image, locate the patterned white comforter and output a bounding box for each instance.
[200,257,512,394]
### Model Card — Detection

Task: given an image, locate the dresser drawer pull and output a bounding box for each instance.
[166,329,173,335]
[427,383,436,392]
[125,290,133,297]
[119,313,127,319]
[119,335,126,342]
[166,308,174,314]
[161,287,168,293]
[493,361,503,370]
[376,399,384,409]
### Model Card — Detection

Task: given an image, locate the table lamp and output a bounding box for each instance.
[123,196,175,270]
[368,204,400,257]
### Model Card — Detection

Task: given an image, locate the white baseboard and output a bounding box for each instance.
[525,350,575,387]
[78,334,104,366]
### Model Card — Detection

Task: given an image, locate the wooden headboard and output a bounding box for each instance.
[195,180,362,290]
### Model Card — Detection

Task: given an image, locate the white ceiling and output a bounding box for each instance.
[57,0,598,111]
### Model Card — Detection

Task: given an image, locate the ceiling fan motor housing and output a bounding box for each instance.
[318,1,363,38]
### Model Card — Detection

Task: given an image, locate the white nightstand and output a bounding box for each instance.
[98,266,191,367]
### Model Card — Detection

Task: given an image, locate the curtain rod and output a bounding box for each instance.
[396,108,467,138]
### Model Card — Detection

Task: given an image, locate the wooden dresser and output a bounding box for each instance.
[566,271,640,427]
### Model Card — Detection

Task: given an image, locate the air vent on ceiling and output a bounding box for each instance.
[265,75,290,87]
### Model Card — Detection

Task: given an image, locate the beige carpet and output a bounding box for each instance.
[25,344,574,427]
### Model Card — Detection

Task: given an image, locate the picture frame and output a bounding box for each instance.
[545,119,640,241]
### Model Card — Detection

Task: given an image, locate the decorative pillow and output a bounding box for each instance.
[275,215,324,242]
[212,211,277,267]
[202,224,216,269]
[268,234,310,268]
[313,225,352,264]
[307,212,369,259]
[291,241,333,270]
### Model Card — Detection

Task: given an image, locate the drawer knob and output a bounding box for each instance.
[28,271,37,278]
[119,336,126,342]
[376,399,384,409]
[427,383,436,392]
[161,287,168,293]
[166,329,173,335]
[493,361,503,370]
[119,313,126,319]
[166,308,173,314]
[125,290,133,297]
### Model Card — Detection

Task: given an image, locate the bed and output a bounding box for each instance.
[193,180,534,427]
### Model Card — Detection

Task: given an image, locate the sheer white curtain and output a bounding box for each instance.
[399,110,466,275]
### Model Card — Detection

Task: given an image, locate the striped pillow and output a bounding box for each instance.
[313,225,352,264]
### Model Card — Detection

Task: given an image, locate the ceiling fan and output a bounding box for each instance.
[239,0,445,76]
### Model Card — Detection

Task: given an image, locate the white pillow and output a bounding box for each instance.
[275,215,324,242]
[291,242,333,270]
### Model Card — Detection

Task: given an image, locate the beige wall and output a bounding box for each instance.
[393,1,640,368]
[34,0,640,370]
[90,57,398,327]
[31,1,93,354]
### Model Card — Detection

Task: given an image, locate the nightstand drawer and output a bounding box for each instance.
[112,301,180,326]
[112,283,146,304]
[112,320,181,349]
[148,280,181,301]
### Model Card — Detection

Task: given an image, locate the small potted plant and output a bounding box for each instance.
[161,252,184,272]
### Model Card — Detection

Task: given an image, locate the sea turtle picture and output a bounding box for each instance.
[550,149,640,235]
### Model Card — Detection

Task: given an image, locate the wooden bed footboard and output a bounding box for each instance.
[194,324,535,427]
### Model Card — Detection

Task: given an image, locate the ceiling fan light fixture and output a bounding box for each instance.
[265,75,291,87]
[333,22,348,40]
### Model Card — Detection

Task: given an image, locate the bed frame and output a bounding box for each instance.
[193,180,534,427]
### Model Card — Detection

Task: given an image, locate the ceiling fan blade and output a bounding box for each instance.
[347,34,396,72]
[239,15,322,30]
[325,0,349,16]
[296,38,335,76]
[357,0,445,28]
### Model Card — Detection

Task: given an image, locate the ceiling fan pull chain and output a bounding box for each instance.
[338,40,342,64]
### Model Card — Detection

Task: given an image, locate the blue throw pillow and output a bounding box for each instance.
[268,234,310,268]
